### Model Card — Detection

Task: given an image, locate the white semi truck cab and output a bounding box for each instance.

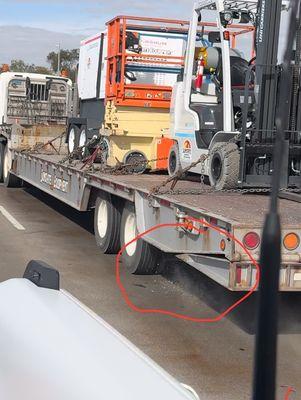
[0,71,72,126]
[0,71,72,186]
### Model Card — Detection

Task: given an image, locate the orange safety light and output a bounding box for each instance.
[61,69,69,78]
[1,64,10,72]
[220,239,226,251]
[283,233,300,251]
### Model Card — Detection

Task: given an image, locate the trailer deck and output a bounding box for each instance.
[11,150,301,291]
[17,153,301,227]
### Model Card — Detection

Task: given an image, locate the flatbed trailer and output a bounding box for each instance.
[8,149,301,292]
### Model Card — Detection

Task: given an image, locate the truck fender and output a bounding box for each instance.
[208,131,239,151]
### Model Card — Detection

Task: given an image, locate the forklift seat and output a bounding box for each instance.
[191,82,218,104]
[216,55,255,88]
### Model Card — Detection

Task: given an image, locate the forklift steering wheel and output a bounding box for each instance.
[248,57,256,67]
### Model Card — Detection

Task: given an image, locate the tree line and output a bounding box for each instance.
[3,49,79,81]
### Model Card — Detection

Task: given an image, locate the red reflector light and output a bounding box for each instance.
[243,232,260,250]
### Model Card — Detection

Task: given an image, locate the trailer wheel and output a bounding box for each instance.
[94,192,121,254]
[3,145,22,188]
[0,142,5,183]
[67,124,79,154]
[208,142,240,190]
[120,202,159,275]
[168,144,181,176]
[79,126,88,158]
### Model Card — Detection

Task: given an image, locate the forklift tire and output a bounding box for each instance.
[0,142,5,183]
[208,142,240,191]
[67,124,80,154]
[120,202,159,275]
[94,192,121,254]
[168,144,181,176]
[3,145,22,188]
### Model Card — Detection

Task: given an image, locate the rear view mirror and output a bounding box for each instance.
[208,32,221,43]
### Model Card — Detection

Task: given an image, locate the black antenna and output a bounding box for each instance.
[252,1,300,399]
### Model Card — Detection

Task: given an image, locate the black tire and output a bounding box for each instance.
[94,192,121,254]
[208,142,240,190]
[3,145,22,188]
[168,144,181,176]
[120,202,159,275]
[124,152,147,174]
[0,142,5,183]
[67,124,80,154]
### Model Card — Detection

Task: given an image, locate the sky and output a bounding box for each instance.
[0,0,193,66]
[0,0,290,67]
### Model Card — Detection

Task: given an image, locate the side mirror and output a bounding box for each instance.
[208,32,221,43]
[24,260,60,290]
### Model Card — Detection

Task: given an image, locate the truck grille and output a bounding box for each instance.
[7,97,67,124]
[29,83,48,101]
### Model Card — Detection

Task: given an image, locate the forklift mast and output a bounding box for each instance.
[255,0,283,133]
[239,0,301,190]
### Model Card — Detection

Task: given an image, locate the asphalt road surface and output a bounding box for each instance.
[0,184,301,400]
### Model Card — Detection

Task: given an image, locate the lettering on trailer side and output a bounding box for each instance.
[40,171,69,193]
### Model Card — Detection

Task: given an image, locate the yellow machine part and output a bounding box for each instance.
[104,101,170,168]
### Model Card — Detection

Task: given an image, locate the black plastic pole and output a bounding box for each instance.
[252,1,300,399]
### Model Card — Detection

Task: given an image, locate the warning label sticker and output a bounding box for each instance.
[181,140,192,161]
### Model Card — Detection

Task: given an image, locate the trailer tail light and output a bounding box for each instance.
[243,232,260,250]
[283,233,300,251]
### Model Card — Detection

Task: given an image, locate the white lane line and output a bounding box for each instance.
[0,206,25,231]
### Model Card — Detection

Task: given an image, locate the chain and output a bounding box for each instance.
[58,136,100,165]
[83,156,168,175]
[59,136,168,174]
[28,132,301,198]
[20,131,66,155]
[150,133,242,196]
[154,187,301,196]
